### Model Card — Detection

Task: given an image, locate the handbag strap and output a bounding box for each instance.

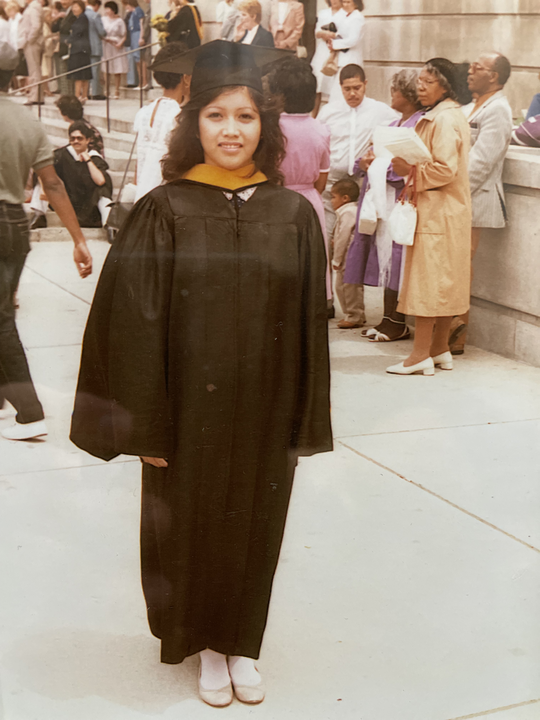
[116,132,137,204]
[397,165,417,206]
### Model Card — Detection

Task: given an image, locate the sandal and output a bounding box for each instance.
[369,326,411,342]
[361,327,378,338]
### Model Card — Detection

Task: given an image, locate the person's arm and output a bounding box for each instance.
[331,11,364,51]
[332,211,354,267]
[281,4,304,49]
[96,13,106,39]
[469,103,512,194]
[81,152,106,186]
[138,15,145,45]
[115,21,126,48]
[393,113,461,192]
[28,6,43,44]
[314,171,328,195]
[36,164,92,278]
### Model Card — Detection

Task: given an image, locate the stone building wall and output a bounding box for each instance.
[362,0,540,118]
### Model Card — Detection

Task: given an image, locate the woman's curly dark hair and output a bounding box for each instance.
[162,85,285,185]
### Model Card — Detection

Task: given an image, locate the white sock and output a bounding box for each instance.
[227,656,261,687]
[199,649,230,690]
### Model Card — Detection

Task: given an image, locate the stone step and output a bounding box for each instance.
[120,86,161,102]
[37,102,137,135]
[31,225,108,242]
[41,116,136,154]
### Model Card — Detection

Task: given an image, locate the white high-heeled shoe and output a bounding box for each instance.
[386,357,435,376]
[431,351,453,370]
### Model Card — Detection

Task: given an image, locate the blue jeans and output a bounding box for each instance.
[90,54,103,97]
[0,203,44,424]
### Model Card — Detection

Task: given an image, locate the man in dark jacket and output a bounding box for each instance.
[51,0,76,94]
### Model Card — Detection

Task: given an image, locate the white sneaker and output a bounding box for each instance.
[1,420,48,440]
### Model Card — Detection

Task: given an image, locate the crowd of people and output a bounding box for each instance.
[0,0,153,102]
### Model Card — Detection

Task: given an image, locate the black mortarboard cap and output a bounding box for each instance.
[150,40,292,98]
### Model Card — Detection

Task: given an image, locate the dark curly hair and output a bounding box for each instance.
[162,85,285,185]
[268,57,317,114]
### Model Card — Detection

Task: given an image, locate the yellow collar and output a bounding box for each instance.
[183,163,267,191]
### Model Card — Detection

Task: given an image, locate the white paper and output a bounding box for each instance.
[372,126,432,164]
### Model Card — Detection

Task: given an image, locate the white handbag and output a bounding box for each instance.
[388,167,418,247]
[358,187,378,235]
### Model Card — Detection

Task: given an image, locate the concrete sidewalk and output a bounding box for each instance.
[1,241,539,720]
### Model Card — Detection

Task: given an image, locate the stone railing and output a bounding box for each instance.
[469,146,540,366]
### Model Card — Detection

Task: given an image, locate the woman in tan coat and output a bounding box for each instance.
[387,57,471,376]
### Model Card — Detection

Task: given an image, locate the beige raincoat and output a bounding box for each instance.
[398,98,472,317]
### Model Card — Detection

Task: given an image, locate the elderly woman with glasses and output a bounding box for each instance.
[343,69,424,338]
[386,57,472,375]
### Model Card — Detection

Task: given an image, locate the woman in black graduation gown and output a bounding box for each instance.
[166,0,203,48]
[71,41,332,708]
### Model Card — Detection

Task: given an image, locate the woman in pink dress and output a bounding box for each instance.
[270,57,332,298]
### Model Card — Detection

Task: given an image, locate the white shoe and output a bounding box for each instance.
[1,420,48,440]
[198,666,233,708]
[232,679,265,704]
[386,357,435,376]
[431,351,453,370]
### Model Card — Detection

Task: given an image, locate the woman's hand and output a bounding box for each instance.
[391,157,413,177]
[140,456,169,468]
[317,29,335,41]
[358,148,375,173]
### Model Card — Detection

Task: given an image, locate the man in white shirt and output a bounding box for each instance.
[133,42,191,202]
[318,63,398,237]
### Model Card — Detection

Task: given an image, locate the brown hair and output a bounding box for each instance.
[238,0,261,23]
[162,85,285,185]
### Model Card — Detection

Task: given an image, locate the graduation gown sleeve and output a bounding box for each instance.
[70,192,175,461]
[292,200,333,456]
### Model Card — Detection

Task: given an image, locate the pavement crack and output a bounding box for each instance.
[334,417,540,440]
[24,266,92,305]
[338,439,540,555]
[445,697,540,719]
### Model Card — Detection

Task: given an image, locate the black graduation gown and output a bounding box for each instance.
[166,4,202,48]
[53,147,112,228]
[70,179,333,663]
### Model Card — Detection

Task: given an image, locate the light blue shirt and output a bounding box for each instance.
[85,7,106,56]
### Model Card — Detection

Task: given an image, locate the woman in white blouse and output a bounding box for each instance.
[325,0,365,102]
[311,0,344,113]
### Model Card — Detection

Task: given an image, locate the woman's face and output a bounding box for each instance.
[239,10,257,29]
[199,87,262,172]
[341,0,356,13]
[105,6,114,16]
[72,2,82,16]
[330,0,342,10]
[417,68,447,107]
[6,6,18,18]
[390,87,413,114]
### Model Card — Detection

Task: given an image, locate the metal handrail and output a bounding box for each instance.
[9,41,160,133]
